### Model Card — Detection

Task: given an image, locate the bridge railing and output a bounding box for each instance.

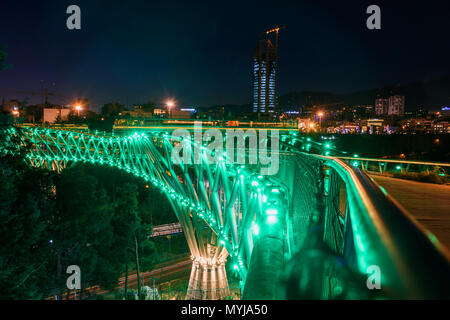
[279,146,450,299]
[334,156,450,175]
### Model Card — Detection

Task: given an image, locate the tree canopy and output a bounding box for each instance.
[0,151,174,299]
[101,102,125,118]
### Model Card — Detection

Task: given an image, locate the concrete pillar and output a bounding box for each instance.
[186,260,230,300]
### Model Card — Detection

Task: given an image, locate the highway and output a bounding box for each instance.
[50,254,191,300]
[369,174,450,251]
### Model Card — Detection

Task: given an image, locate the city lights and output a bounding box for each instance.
[166,100,175,108]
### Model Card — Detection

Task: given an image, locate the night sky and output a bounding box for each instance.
[1,0,450,110]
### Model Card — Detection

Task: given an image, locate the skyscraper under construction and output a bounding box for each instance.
[253,26,283,117]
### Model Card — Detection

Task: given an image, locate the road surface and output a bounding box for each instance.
[49,254,191,300]
[369,174,450,250]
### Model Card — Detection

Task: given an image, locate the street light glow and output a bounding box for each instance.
[166,100,175,108]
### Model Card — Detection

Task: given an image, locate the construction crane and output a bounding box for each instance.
[264,25,285,37]
[15,89,67,106]
[260,25,285,54]
[11,85,69,123]
[259,25,286,37]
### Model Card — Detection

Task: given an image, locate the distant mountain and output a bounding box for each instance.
[198,103,252,114]
[199,75,450,114]
[278,75,450,111]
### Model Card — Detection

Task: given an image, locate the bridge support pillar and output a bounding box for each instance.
[186,260,230,300]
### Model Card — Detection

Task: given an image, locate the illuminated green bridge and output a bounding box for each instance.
[4,126,450,299]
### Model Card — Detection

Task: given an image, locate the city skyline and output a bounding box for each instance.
[1,1,450,110]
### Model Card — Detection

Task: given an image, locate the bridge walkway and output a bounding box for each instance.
[369,174,450,251]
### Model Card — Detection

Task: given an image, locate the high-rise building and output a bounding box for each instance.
[388,95,405,116]
[375,98,388,115]
[253,39,277,115]
[375,95,405,116]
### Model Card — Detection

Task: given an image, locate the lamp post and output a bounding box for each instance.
[75,105,82,117]
[317,111,324,131]
[166,100,174,118]
[149,276,157,300]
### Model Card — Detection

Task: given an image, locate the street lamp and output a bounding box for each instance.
[317,111,324,130]
[166,100,175,118]
[75,105,82,117]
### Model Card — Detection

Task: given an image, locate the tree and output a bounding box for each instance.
[0,134,166,299]
[35,164,113,298]
[141,101,156,112]
[97,102,124,132]
[138,185,176,226]
[110,182,141,298]
[0,140,56,299]
[54,164,160,299]
[79,164,159,299]
[87,116,114,132]
[101,102,125,118]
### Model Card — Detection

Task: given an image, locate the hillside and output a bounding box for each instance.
[278,75,450,111]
